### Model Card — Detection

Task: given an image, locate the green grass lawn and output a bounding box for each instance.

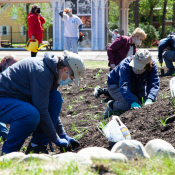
[0,155,174,174]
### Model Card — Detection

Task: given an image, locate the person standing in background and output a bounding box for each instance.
[107,27,120,43]
[28,4,45,57]
[59,8,83,54]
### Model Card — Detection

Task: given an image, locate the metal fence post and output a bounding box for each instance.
[10,26,12,48]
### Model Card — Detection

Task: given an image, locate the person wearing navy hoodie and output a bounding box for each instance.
[103,49,160,118]
[0,51,85,155]
[28,4,45,57]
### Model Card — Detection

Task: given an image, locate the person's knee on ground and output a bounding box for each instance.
[2,106,40,154]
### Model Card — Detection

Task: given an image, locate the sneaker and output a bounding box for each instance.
[103,100,114,119]
[164,69,175,76]
[93,86,104,98]
[25,142,49,154]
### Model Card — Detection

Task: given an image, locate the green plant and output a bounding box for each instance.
[88,86,92,89]
[86,113,100,120]
[67,104,73,110]
[79,95,84,100]
[80,88,84,91]
[141,97,144,107]
[160,92,166,99]
[89,103,98,108]
[21,146,27,152]
[0,137,4,144]
[93,73,101,79]
[99,69,103,73]
[67,86,72,90]
[160,117,168,127]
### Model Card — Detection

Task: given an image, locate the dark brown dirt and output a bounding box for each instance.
[1,67,175,154]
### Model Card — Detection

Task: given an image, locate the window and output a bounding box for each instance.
[11,6,18,20]
[0,26,9,36]
[21,26,26,36]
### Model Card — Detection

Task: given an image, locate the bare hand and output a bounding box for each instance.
[31,35,35,40]
[110,64,116,69]
[107,27,109,31]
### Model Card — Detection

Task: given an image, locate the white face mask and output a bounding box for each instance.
[132,67,146,74]
[135,40,142,46]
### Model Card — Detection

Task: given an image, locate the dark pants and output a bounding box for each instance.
[31,52,37,57]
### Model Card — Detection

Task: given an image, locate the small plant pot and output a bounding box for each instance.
[109,141,116,148]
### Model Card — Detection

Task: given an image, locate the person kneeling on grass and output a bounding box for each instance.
[0,51,85,155]
[103,49,160,118]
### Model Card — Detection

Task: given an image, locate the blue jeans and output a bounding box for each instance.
[163,50,175,70]
[64,36,78,54]
[0,122,8,140]
[0,90,63,154]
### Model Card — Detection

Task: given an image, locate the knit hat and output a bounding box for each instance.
[129,49,152,70]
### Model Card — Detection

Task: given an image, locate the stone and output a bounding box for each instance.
[53,152,92,165]
[111,140,150,160]
[18,153,51,162]
[78,147,128,162]
[145,139,175,158]
[0,152,25,162]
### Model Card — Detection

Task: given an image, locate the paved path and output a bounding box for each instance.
[0,48,158,62]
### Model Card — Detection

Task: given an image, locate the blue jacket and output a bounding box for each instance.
[0,52,61,143]
[107,56,160,106]
[158,35,175,61]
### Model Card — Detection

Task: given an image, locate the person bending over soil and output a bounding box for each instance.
[0,51,85,155]
[94,28,147,99]
[103,49,160,118]
[0,54,19,141]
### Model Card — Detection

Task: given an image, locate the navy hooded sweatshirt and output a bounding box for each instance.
[107,56,160,106]
[0,52,63,142]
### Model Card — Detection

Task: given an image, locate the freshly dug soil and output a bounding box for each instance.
[1,67,175,154]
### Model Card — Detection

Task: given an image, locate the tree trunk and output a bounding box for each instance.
[134,0,139,28]
[172,3,175,28]
[149,8,154,25]
[161,0,168,39]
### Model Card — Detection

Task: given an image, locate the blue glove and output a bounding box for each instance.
[144,99,153,105]
[54,138,68,148]
[60,133,80,150]
[131,102,141,109]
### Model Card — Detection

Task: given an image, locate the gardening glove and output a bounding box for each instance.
[144,99,153,106]
[60,133,80,150]
[54,138,68,149]
[78,32,84,42]
[131,102,141,109]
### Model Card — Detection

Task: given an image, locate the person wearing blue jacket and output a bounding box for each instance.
[103,49,160,118]
[158,35,175,76]
[0,51,85,154]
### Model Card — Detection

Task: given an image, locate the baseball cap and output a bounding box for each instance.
[114,29,118,32]
[129,49,152,70]
[63,51,85,86]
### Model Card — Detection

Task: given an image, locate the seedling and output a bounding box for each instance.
[80,88,84,91]
[141,97,144,107]
[89,103,98,108]
[99,69,103,73]
[97,116,107,136]
[64,97,67,100]
[93,73,101,79]
[160,92,166,99]
[67,86,72,90]
[67,104,73,110]
[79,95,84,100]
[72,113,83,118]
[160,117,168,126]
[88,86,92,89]
[86,113,100,120]
[21,146,27,151]
[105,81,107,84]
[72,111,77,115]
[166,94,175,107]
[0,137,4,144]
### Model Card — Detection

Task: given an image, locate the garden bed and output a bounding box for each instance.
[1,67,175,154]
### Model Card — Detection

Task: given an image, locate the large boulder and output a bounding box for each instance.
[53,152,92,165]
[0,152,25,162]
[111,140,150,160]
[145,139,175,158]
[78,147,128,162]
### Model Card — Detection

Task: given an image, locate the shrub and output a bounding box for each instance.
[158,26,175,40]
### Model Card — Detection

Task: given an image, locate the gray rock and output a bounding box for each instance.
[111,140,150,160]
[145,139,175,158]
[78,147,128,162]
[18,153,51,162]
[0,152,25,162]
[53,152,92,165]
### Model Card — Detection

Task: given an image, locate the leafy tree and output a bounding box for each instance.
[108,1,119,24]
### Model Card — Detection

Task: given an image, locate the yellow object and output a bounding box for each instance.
[26,39,47,52]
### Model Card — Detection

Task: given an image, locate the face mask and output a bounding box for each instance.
[67,12,72,16]
[59,77,73,86]
[36,8,40,13]
[132,67,146,74]
[135,40,142,46]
